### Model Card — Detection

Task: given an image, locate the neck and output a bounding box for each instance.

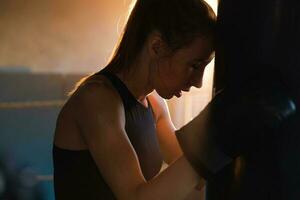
[116,58,154,103]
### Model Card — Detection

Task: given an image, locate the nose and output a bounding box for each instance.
[189,65,206,88]
[190,74,204,89]
[192,79,203,88]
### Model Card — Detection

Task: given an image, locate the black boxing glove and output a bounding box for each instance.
[175,85,296,180]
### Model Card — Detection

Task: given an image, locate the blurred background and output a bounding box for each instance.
[0,0,217,199]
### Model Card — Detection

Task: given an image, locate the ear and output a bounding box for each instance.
[147,31,170,58]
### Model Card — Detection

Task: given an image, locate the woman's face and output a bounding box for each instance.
[154,36,215,99]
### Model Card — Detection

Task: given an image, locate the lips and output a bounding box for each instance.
[182,88,190,92]
[174,91,182,98]
[173,86,191,98]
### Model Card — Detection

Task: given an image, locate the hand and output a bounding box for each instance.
[176,84,296,180]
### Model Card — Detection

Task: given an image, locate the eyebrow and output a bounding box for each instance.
[193,52,215,63]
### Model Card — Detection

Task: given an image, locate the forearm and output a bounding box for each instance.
[135,156,200,200]
[174,87,296,182]
[175,115,233,179]
[184,187,205,200]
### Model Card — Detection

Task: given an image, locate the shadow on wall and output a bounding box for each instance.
[0,70,85,200]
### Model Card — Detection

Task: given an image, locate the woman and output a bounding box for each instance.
[53,0,216,199]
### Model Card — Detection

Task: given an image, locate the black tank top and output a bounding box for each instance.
[53,69,163,200]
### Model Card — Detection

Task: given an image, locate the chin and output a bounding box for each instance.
[160,94,173,100]
[156,90,173,99]
[164,95,174,100]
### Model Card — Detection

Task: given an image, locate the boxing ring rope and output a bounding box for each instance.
[0,100,65,109]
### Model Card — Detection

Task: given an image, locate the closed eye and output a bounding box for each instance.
[191,52,215,70]
[191,62,206,70]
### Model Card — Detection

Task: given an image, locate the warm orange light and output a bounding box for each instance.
[167,0,218,128]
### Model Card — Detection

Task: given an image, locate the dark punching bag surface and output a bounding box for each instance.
[208,0,300,200]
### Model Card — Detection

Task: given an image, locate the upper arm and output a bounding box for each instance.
[148,91,183,165]
[73,83,146,199]
[149,92,205,196]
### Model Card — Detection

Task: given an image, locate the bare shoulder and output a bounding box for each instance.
[148,91,169,122]
[54,74,125,148]
[148,90,166,105]
[73,74,120,105]
[66,75,147,199]
[71,74,125,127]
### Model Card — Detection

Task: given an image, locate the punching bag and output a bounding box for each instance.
[206,0,300,200]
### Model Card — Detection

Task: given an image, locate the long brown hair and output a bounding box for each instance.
[70,0,216,95]
[106,0,216,72]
